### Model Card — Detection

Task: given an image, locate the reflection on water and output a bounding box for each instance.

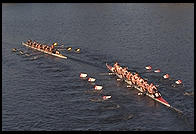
[2,3,194,131]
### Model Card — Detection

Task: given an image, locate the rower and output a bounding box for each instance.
[144,82,150,93]
[33,41,36,46]
[140,81,146,92]
[114,62,119,73]
[114,62,119,67]
[132,74,137,84]
[117,66,123,75]
[147,83,154,94]
[122,67,128,77]
[133,73,139,79]
[136,77,141,85]
[142,81,148,92]
[40,44,43,49]
[52,48,56,54]
[49,47,52,52]
[138,78,144,88]
[51,44,55,49]
[43,45,46,50]
[126,72,132,81]
[45,47,48,52]
[38,44,41,49]
[27,40,31,44]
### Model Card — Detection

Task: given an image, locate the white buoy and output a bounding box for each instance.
[80,73,87,78]
[154,69,161,73]
[88,77,96,82]
[103,95,111,100]
[163,74,170,79]
[75,48,80,52]
[175,80,182,85]
[67,47,72,51]
[145,65,152,70]
[94,85,103,90]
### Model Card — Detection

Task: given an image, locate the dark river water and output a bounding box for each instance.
[2,3,194,131]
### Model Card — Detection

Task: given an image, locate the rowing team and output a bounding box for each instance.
[113,62,161,98]
[25,40,60,55]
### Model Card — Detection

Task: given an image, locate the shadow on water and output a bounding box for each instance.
[67,55,106,70]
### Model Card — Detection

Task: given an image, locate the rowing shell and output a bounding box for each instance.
[106,63,171,108]
[22,42,67,59]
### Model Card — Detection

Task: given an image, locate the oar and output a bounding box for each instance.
[169,105,183,114]
[99,72,115,75]
[57,47,72,51]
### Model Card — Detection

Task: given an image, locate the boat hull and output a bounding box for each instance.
[106,63,170,108]
[22,42,67,59]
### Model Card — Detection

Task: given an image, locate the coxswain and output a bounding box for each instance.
[151,85,157,93]
[153,90,161,98]
[163,74,170,79]
[145,65,152,70]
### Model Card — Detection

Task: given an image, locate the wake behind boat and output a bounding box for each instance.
[22,40,67,59]
[106,63,182,112]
